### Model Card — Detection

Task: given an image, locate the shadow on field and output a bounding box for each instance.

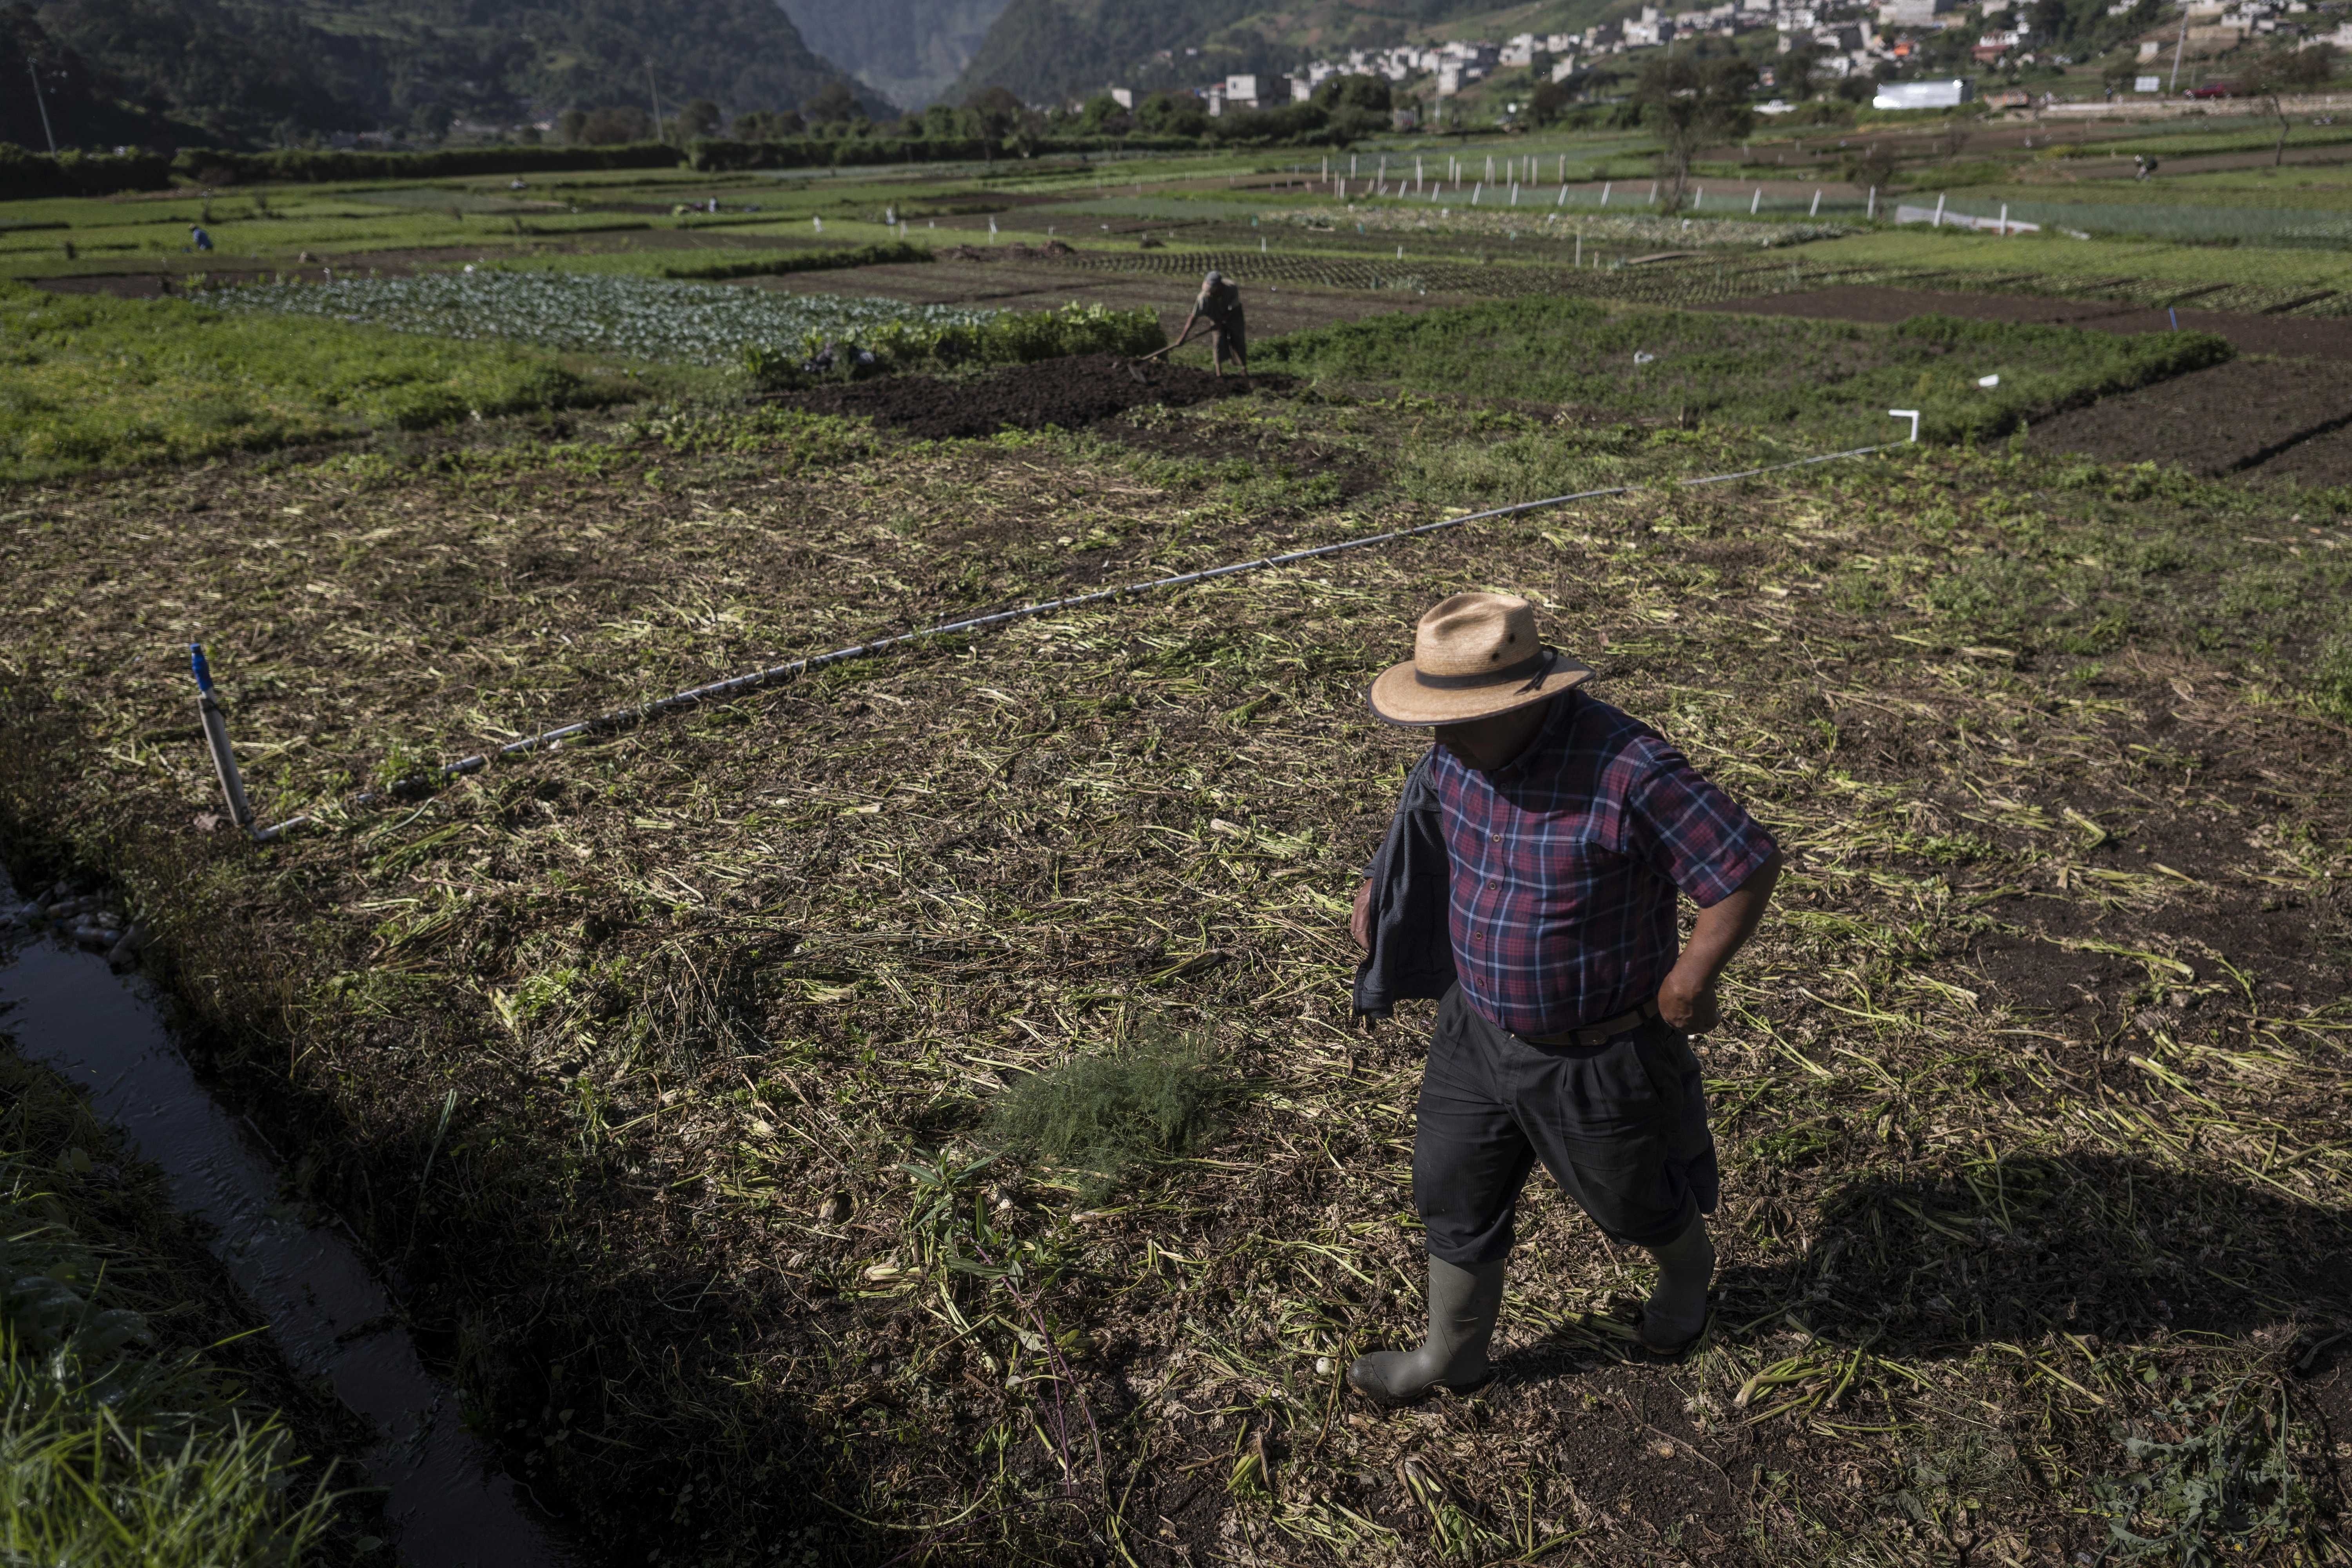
[1711,1152,2352,1351]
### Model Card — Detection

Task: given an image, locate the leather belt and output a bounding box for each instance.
[1519,998,1663,1049]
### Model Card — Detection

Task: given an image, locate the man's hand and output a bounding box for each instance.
[1655,969,1719,1034]
[1351,877,1374,951]
[1656,849,1783,1035]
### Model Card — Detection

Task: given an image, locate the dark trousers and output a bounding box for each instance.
[1414,985,1718,1263]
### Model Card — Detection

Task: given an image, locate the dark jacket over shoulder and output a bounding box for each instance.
[1351,751,1457,1018]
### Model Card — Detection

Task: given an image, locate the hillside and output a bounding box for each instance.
[781,0,1011,109]
[11,0,887,151]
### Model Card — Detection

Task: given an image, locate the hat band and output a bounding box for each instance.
[1411,650,1550,691]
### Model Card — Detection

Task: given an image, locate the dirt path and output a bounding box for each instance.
[1692,283,2352,361]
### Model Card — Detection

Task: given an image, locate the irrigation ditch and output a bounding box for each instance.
[0,869,576,1565]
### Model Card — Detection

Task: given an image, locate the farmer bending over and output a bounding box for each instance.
[1177,269,1249,379]
[1348,593,1782,1403]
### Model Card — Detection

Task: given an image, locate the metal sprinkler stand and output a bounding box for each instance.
[190,643,272,841]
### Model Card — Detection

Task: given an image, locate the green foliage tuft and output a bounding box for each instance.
[2312,626,2352,722]
[2090,1380,2318,1563]
[980,1022,1239,1201]
[743,300,1165,389]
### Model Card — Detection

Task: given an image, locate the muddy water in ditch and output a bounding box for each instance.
[0,876,572,1568]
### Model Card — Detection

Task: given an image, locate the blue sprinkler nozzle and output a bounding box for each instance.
[190,643,214,695]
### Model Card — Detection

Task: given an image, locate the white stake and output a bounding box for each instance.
[1751,186,1760,214]
[1602,181,1612,205]
[1810,188,1821,216]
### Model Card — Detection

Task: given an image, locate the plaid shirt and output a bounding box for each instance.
[1429,691,1777,1036]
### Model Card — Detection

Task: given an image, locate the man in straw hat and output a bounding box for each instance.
[1175,269,1249,379]
[1346,592,1782,1403]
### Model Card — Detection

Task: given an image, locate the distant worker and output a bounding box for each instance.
[190,225,212,252]
[1176,269,1249,380]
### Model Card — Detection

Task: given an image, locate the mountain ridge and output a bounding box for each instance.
[7,0,889,150]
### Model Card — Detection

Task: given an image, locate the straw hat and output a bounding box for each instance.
[1368,593,1592,727]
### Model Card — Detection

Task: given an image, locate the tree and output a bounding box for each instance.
[1135,89,1207,138]
[2239,44,2334,164]
[676,97,722,140]
[579,104,652,143]
[1843,138,1900,194]
[1530,78,1572,127]
[962,84,1022,160]
[555,106,588,142]
[734,108,803,139]
[804,78,864,125]
[1633,52,1757,211]
[1777,49,1817,102]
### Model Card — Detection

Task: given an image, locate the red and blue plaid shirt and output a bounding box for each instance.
[1429,691,1777,1036]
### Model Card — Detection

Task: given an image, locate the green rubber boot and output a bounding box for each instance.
[1638,1215,1715,1354]
[1346,1257,1507,1405]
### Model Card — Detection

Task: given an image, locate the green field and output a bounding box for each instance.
[0,281,610,482]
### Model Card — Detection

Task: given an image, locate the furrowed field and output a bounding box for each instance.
[2,129,2350,1566]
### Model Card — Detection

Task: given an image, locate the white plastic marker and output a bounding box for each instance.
[1933,193,1945,227]
[1889,409,1922,442]
[1750,187,1760,214]
[1602,181,1612,205]
[1978,374,2000,387]
[1810,188,1821,217]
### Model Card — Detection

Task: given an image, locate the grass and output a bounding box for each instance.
[1255,296,2232,445]
[0,371,2347,1566]
[0,280,609,481]
[0,1048,351,1564]
[980,1020,1240,1202]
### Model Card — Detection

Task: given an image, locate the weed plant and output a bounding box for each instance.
[981,1021,1240,1201]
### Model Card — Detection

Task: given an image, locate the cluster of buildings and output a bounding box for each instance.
[1226,0,1961,109]
[1113,0,2348,116]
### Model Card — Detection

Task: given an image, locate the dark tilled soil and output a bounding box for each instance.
[2027,358,2352,474]
[1695,285,2352,363]
[772,353,1260,439]
[2240,417,2352,487]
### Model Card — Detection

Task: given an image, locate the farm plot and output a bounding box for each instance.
[202,270,996,367]
[1,379,2348,1568]
[2029,359,2352,475]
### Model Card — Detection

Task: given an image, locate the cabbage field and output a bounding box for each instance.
[203,270,999,367]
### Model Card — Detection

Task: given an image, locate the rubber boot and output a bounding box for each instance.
[1346,1257,1506,1405]
[1638,1215,1715,1355]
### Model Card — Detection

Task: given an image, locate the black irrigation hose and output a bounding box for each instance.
[247,431,1913,839]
